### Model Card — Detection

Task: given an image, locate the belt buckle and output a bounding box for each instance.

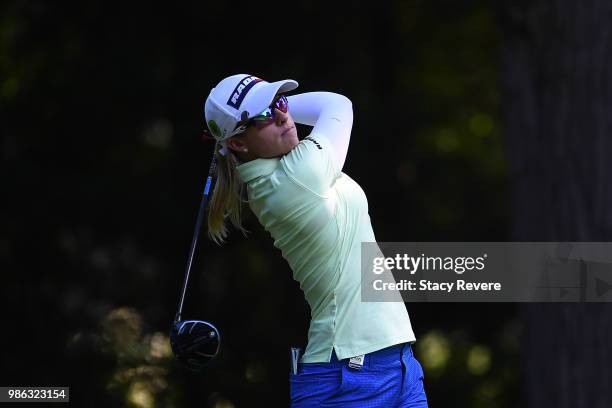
[348,354,365,370]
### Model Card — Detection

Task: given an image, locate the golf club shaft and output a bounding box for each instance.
[175,154,218,322]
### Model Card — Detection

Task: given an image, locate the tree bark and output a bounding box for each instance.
[497,1,612,406]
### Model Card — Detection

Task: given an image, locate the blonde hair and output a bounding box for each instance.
[207,143,248,244]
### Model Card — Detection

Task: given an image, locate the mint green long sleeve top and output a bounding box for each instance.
[235,92,416,363]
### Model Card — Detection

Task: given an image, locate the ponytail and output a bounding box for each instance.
[207,143,248,244]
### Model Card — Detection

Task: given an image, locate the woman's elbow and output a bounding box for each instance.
[332,93,353,120]
[334,93,353,109]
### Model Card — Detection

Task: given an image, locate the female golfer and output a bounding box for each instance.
[203,74,427,407]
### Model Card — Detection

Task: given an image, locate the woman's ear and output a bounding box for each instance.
[226,136,248,152]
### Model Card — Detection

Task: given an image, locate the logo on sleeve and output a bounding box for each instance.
[227,76,263,109]
[305,136,323,150]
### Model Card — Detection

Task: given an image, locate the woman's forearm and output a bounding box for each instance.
[287,92,354,169]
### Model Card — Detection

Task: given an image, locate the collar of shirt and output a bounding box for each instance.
[235,157,280,183]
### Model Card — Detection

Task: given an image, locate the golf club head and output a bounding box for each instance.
[170,319,221,372]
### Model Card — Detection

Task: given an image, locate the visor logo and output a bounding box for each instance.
[227,76,263,109]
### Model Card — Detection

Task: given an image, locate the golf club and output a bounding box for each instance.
[170,153,221,372]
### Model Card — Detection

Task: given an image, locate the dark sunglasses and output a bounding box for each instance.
[202,95,289,140]
[233,95,289,134]
[248,95,289,127]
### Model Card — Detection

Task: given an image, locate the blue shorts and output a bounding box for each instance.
[289,343,428,407]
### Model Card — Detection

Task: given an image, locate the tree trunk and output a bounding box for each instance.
[497,1,612,407]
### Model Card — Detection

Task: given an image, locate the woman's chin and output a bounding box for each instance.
[287,137,300,152]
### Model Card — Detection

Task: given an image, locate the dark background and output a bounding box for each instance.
[2,1,610,407]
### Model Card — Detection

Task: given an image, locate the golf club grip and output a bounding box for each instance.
[175,155,218,322]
